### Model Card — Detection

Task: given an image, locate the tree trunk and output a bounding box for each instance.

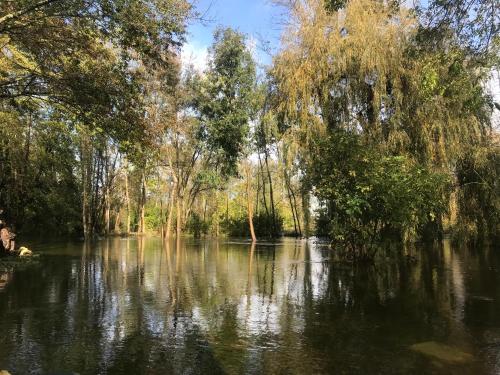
[264,151,277,236]
[302,190,311,238]
[258,154,269,217]
[81,135,91,240]
[176,186,182,238]
[181,197,188,230]
[82,164,88,239]
[160,193,164,238]
[90,153,102,235]
[139,172,146,234]
[284,168,302,237]
[124,158,131,235]
[291,188,302,237]
[105,186,110,235]
[286,182,298,236]
[165,184,175,238]
[245,163,257,242]
[256,170,260,214]
[226,191,229,224]
[114,209,121,233]
[158,174,165,238]
[20,111,32,210]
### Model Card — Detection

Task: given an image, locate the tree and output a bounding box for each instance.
[0,0,191,141]
[194,27,257,177]
[271,0,499,248]
[193,27,258,240]
[0,0,191,234]
[308,129,450,259]
[418,0,499,55]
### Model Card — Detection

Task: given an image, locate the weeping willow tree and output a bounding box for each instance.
[271,0,499,250]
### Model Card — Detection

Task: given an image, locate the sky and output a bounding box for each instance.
[181,0,286,71]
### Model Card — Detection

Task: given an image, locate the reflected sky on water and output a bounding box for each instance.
[0,238,499,374]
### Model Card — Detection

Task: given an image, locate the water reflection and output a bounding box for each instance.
[0,271,12,292]
[0,238,499,374]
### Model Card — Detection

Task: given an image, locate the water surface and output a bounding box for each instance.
[0,238,499,374]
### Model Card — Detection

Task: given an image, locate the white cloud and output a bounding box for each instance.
[181,42,208,73]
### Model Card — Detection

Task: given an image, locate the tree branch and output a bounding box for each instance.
[0,0,62,26]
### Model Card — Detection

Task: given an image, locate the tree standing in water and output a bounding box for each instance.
[193,27,258,240]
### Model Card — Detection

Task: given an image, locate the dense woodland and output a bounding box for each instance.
[0,0,498,258]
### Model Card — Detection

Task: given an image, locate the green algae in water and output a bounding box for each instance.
[410,342,474,363]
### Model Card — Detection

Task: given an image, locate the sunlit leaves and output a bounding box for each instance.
[194,28,257,177]
[309,130,451,251]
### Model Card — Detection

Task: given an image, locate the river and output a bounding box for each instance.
[0,238,499,374]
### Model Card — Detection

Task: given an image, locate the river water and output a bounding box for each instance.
[0,238,499,374]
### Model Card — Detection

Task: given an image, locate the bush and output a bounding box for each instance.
[309,130,450,258]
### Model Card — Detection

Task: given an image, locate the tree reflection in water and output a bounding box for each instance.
[0,238,499,374]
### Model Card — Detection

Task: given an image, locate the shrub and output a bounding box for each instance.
[309,130,451,259]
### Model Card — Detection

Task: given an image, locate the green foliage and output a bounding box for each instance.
[0,112,81,235]
[194,27,257,177]
[453,143,500,242]
[224,212,284,239]
[186,213,210,238]
[272,0,499,249]
[0,0,191,145]
[144,204,163,233]
[0,0,191,235]
[418,0,499,55]
[309,130,450,256]
[0,0,497,250]
[324,0,348,12]
[315,207,331,238]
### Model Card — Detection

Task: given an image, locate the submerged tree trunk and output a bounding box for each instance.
[124,158,131,235]
[139,172,146,234]
[104,143,111,236]
[105,185,110,235]
[256,170,260,214]
[258,154,270,218]
[286,182,298,236]
[181,197,188,231]
[245,163,257,242]
[82,166,88,239]
[215,192,220,236]
[114,209,121,233]
[264,151,277,236]
[165,184,175,238]
[81,134,91,240]
[160,194,164,238]
[284,168,302,237]
[158,174,165,238]
[176,186,182,238]
[291,188,302,237]
[302,190,311,238]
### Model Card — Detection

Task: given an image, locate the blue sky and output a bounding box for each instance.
[182,0,285,71]
[181,0,419,70]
